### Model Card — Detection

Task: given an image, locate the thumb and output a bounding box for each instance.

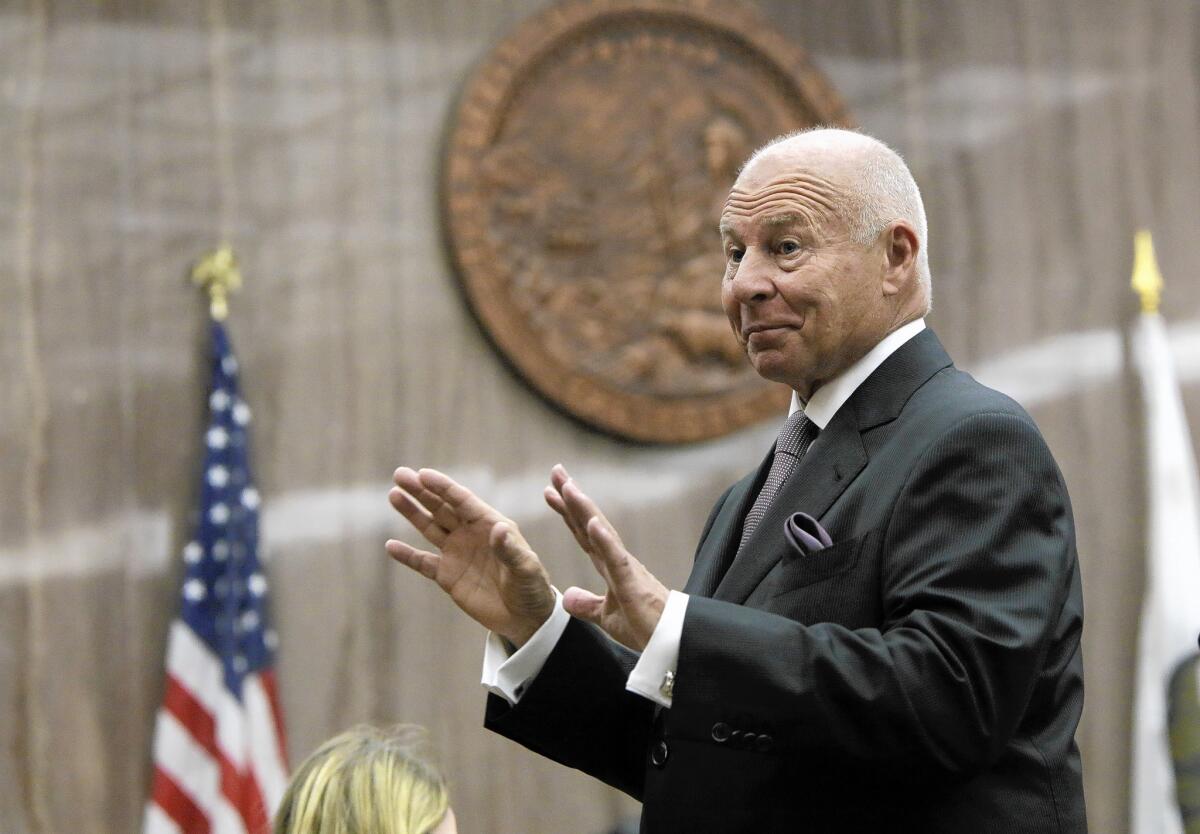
[562,586,606,623]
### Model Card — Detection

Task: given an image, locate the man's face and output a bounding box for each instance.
[719,153,885,399]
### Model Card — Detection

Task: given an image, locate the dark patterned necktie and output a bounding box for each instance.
[738,410,818,553]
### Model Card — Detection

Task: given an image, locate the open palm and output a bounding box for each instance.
[387,467,555,646]
[543,464,668,652]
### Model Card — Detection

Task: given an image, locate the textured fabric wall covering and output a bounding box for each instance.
[2,1,1199,831]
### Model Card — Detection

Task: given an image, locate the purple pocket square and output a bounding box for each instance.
[784,512,833,555]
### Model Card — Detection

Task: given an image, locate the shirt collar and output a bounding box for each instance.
[789,318,926,429]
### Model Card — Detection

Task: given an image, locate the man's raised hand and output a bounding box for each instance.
[387,467,555,647]
[544,464,668,652]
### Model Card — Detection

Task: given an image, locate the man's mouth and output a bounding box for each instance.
[742,321,800,340]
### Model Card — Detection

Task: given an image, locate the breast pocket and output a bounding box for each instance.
[768,531,867,599]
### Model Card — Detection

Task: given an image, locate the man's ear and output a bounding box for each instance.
[880,221,919,296]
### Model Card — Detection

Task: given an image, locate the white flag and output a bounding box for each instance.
[1131,300,1200,834]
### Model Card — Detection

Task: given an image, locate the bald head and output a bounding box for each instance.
[740,128,931,309]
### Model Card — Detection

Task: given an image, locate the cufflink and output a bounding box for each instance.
[660,670,675,698]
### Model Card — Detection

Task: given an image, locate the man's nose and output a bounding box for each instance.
[730,249,776,304]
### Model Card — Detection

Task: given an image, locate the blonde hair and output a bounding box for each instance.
[273,725,450,834]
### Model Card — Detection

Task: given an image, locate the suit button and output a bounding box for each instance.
[755,733,774,753]
[651,740,669,767]
[730,729,744,746]
[741,732,758,748]
[711,722,731,743]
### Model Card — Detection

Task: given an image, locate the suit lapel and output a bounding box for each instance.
[683,452,771,597]
[708,328,955,606]
[713,408,867,603]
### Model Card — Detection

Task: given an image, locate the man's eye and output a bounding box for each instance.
[729,248,744,263]
[779,240,801,255]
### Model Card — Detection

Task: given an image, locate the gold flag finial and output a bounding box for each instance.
[1131,230,1164,314]
[191,246,242,321]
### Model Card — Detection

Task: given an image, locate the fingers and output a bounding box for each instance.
[394,468,462,533]
[559,474,623,550]
[562,585,606,623]
[543,485,565,515]
[548,464,616,544]
[388,485,448,547]
[385,538,440,581]
[417,468,503,526]
[549,463,570,492]
[544,484,593,554]
[586,516,635,594]
[581,519,668,652]
[547,466,630,586]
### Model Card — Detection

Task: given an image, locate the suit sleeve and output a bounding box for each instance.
[482,482,739,800]
[671,412,1076,779]
[483,617,656,798]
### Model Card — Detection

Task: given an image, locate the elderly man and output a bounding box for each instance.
[387,129,1087,833]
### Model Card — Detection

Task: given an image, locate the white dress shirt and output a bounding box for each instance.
[483,319,927,707]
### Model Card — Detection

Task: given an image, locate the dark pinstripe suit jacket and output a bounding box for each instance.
[486,329,1087,833]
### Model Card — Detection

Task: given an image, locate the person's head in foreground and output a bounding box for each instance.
[273,724,457,834]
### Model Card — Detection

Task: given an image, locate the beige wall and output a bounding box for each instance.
[2,0,1200,831]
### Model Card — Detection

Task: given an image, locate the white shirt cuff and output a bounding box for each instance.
[481,588,569,705]
[625,590,688,708]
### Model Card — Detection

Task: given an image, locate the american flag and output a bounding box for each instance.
[144,321,289,834]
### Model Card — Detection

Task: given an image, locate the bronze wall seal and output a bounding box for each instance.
[442,0,851,442]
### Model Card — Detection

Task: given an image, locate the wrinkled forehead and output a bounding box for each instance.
[719,168,845,236]
[722,145,854,232]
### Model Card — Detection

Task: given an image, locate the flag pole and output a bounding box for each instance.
[145,247,289,834]
[191,245,242,322]
[1129,229,1200,834]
